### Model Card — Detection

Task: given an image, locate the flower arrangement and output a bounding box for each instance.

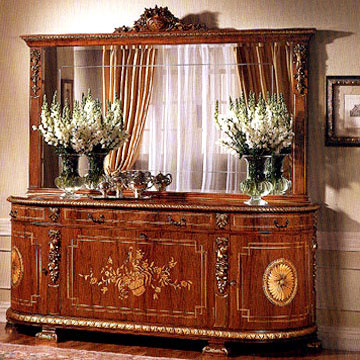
[34,90,129,155]
[33,90,129,194]
[214,92,294,158]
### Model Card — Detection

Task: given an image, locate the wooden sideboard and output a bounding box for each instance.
[7,195,319,355]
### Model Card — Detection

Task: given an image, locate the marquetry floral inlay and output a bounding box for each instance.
[263,258,298,307]
[11,246,24,288]
[79,247,192,300]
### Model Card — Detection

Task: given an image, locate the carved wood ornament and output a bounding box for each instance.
[114,6,206,33]
[215,237,229,295]
[293,43,307,95]
[30,48,41,98]
[48,230,61,284]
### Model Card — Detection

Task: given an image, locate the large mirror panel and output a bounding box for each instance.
[41,42,294,194]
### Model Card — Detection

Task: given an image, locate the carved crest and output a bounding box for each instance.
[115,6,206,33]
[49,207,60,222]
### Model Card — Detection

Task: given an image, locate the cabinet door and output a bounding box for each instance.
[11,222,48,314]
[228,231,314,330]
[61,228,212,328]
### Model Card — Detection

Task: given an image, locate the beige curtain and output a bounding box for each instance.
[102,45,157,174]
[234,42,294,110]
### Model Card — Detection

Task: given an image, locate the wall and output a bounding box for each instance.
[1,0,360,350]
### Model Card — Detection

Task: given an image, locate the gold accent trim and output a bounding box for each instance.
[79,247,192,300]
[215,237,229,295]
[8,196,320,213]
[263,258,298,307]
[11,246,24,288]
[7,309,317,340]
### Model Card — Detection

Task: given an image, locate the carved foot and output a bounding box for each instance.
[5,321,16,334]
[35,326,58,342]
[202,342,229,356]
[306,338,322,351]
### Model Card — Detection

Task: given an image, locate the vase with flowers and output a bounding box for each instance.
[34,90,128,197]
[215,92,294,205]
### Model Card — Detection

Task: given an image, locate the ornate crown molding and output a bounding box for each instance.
[114,6,206,33]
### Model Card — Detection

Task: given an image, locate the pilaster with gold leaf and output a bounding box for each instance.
[30,48,41,98]
[215,237,229,295]
[48,230,61,284]
[293,43,308,95]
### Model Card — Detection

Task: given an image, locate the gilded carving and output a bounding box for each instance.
[11,246,24,288]
[79,247,192,300]
[215,237,229,295]
[263,258,298,307]
[216,213,228,229]
[7,308,317,340]
[49,207,60,222]
[114,6,206,33]
[293,43,307,95]
[48,230,61,284]
[30,48,41,97]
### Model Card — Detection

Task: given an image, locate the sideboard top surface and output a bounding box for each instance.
[8,195,319,213]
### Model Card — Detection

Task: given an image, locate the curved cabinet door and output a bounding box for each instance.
[228,231,315,331]
[61,228,213,328]
[10,222,47,315]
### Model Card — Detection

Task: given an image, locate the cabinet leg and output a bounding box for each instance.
[202,341,229,356]
[35,326,58,342]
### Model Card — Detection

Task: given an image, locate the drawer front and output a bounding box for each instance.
[10,205,46,222]
[231,213,314,232]
[63,208,214,231]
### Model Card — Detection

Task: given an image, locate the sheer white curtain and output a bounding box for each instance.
[136,44,244,192]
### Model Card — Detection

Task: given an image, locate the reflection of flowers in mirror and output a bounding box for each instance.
[214,92,294,158]
[32,90,129,156]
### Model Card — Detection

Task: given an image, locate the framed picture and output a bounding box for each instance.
[61,79,74,112]
[326,76,360,146]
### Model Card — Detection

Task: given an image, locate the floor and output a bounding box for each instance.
[1,322,360,359]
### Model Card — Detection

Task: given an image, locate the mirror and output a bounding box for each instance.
[41,43,293,194]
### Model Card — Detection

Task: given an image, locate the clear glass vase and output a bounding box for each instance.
[240,155,273,205]
[54,153,84,198]
[266,153,291,195]
[84,152,108,190]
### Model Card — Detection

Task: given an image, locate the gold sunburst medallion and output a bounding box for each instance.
[263,258,297,307]
[11,246,24,288]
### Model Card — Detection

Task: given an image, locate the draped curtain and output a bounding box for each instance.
[137,44,243,192]
[102,45,157,174]
[234,42,294,110]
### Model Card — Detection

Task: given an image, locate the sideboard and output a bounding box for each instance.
[7,194,319,355]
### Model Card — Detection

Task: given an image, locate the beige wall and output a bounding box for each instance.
[1,0,360,349]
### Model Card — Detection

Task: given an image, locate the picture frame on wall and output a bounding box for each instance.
[326,76,360,146]
[61,79,74,112]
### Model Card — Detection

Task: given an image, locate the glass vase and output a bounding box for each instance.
[266,154,291,195]
[54,153,84,198]
[240,155,273,206]
[84,152,108,190]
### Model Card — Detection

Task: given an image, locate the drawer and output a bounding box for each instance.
[10,205,46,222]
[63,208,214,231]
[231,213,314,232]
